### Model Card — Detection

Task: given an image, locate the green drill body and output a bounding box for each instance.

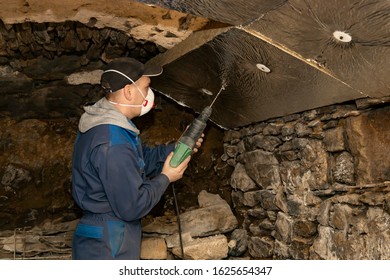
[169,106,212,167]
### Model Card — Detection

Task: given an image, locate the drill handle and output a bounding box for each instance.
[182,119,206,147]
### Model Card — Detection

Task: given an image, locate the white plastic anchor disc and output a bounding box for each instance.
[200,88,213,96]
[333,31,352,43]
[256,63,271,73]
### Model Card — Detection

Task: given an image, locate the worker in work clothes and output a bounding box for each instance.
[71,57,203,259]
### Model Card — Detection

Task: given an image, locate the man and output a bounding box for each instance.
[71,57,202,259]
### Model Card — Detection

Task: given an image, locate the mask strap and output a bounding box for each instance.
[104,69,146,99]
[107,100,141,107]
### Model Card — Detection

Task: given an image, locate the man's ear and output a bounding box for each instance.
[123,84,133,101]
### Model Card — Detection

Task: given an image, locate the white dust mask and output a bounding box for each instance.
[140,88,155,116]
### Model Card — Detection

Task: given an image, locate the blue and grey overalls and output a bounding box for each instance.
[71,99,174,259]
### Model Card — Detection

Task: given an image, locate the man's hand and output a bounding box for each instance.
[161,152,191,183]
[192,133,204,154]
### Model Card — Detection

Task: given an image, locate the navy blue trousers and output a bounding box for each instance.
[72,212,141,260]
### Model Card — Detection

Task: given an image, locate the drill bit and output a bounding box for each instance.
[210,84,225,108]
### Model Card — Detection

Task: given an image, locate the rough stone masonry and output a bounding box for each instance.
[223,97,390,259]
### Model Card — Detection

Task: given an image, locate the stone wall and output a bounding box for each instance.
[0,19,164,63]
[0,20,163,119]
[223,98,390,259]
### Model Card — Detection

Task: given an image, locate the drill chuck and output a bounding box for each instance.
[170,106,212,167]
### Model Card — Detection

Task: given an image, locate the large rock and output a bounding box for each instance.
[65,69,103,85]
[143,191,238,237]
[323,126,345,152]
[0,65,33,94]
[197,190,228,207]
[142,215,178,235]
[143,204,238,237]
[142,191,237,259]
[228,229,248,257]
[279,161,302,194]
[140,237,167,260]
[230,163,257,192]
[28,84,85,118]
[248,236,274,259]
[345,107,390,184]
[274,212,292,243]
[22,56,83,80]
[172,234,228,260]
[242,150,281,189]
[311,226,338,260]
[299,140,329,190]
[332,151,355,185]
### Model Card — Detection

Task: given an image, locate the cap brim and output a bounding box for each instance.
[143,65,163,77]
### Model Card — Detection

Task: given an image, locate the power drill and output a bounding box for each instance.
[169,106,212,167]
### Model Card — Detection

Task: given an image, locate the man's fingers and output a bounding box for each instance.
[177,155,191,171]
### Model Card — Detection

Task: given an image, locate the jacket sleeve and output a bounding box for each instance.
[143,143,175,178]
[91,143,170,222]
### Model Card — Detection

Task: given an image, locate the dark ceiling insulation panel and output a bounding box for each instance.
[149,28,363,129]
[249,0,390,98]
[145,0,390,129]
[138,0,288,25]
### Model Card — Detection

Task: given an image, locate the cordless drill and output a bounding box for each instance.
[169,106,212,167]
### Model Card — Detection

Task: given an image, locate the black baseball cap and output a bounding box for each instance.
[100,57,163,93]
